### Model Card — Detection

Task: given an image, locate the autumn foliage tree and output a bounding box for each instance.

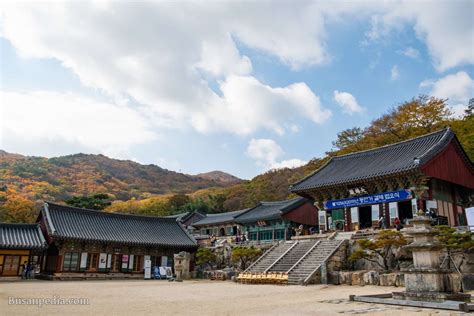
[349,230,408,271]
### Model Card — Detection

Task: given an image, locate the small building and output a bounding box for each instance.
[193,209,247,237]
[235,197,318,242]
[38,202,197,277]
[290,128,473,232]
[0,223,47,277]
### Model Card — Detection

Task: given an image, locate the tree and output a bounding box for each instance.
[231,246,262,270]
[195,248,216,269]
[179,198,210,214]
[433,225,474,271]
[166,194,191,213]
[0,192,38,223]
[330,127,364,152]
[349,230,408,271]
[65,193,112,210]
[465,98,474,117]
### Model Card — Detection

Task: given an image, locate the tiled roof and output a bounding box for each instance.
[0,223,47,250]
[291,128,464,192]
[235,198,308,223]
[42,202,197,248]
[192,209,248,227]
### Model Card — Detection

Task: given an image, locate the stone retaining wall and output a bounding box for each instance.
[330,270,465,290]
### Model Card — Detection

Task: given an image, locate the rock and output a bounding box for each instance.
[462,273,474,291]
[362,271,379,285]
[444,273,462,293]
[394,273,404,287]
[339,271,352,285]
[351,271,365,286]
[328,271,340,285]
[379,273,397,286]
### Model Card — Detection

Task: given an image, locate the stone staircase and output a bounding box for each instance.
[268,240,317,273]
[246,241,294,272]
[287,239,344,285]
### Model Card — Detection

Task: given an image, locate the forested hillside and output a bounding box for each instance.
[1,96,472,222]
[0,152,242,222]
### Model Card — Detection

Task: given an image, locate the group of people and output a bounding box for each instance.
[21,261,36,279]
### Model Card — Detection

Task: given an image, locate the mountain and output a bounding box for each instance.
[0,151,243,203]
[195,171,242,184]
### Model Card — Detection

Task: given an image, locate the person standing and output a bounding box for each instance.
[21,261,28,279]
[394,217,402,231]
[378,215,386,229]
[327,216,333,231]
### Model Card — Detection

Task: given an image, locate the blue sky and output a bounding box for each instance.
[1,1,473,179]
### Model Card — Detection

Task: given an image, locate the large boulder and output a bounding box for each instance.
[362,271,380,285]
[339,271,352,285]
[351,271,365,286]
[379,273,397,286]
[328,271,340,285]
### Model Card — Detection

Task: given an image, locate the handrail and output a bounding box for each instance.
[264,241,298,273]
[287,240,320,273]
[303,240,345,285]
[244,240,281,272]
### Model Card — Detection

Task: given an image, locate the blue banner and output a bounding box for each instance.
[324,189,412,210]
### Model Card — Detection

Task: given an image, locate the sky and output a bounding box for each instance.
[0,1,473,180]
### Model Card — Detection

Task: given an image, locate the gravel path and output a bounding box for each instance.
[0,280,471,315]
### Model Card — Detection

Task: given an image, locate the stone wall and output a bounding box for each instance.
[331,270,466,291]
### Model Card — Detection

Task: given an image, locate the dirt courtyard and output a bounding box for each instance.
[0,280,471,315]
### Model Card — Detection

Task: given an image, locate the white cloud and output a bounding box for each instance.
[390,65,399,81]
[401,47,420,59]
[0,90,157,156]
[270,159,307,170]
[365,1,474,72]
[246,139,284,167]
[420,71,474,117]
[246,138,307,170]
[0,2,334,137]
[430,71,474,104]
[0,1,472,146]
[333,91,364,115]
[192,76,331,135]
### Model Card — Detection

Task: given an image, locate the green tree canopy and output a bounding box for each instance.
[349,230,408,271]
[231,246,262,270]
[65,193,112,210]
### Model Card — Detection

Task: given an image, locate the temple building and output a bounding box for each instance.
[38,202,197,277]
[290,128,473,232]
[192,209,247,237]
[234,197,318,241]
[0,223,47,276]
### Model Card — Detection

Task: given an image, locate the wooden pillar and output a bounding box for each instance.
[344,207,352,232]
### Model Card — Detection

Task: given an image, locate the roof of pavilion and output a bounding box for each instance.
[235,197,309,224]
[41,202,197,249]
[290,128,472,193]
[0,223,48,250]
[192,209,248,227]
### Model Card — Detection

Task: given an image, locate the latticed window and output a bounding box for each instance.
[63,252,79,272]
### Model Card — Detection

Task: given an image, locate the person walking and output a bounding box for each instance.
[394,217,402,231]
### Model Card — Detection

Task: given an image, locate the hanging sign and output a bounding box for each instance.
[324,189,412,210]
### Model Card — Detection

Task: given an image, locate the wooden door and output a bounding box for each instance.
[2,255,20,276]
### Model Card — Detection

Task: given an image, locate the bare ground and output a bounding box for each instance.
[0,280,471,316]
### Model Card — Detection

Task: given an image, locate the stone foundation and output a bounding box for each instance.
[392,291,471,302]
